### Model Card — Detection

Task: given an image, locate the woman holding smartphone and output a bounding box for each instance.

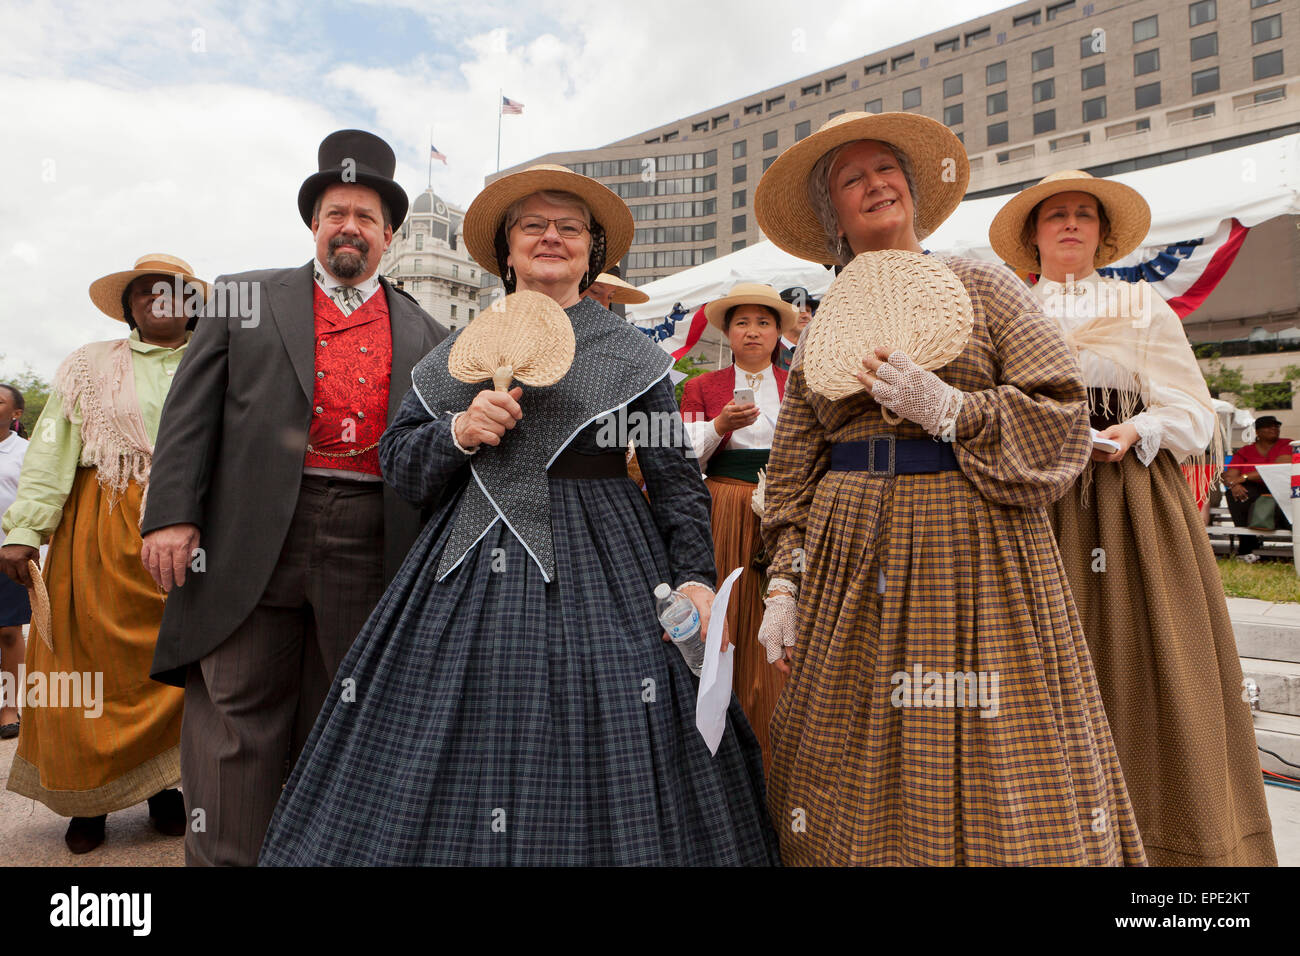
[680,282,794,768]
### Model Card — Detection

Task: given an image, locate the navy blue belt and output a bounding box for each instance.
[829,437,959,475]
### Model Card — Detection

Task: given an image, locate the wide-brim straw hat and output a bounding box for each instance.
[755,111,970,264]
[464,164,634,279]
[26,559,52,652]
[592,272,649,305]
[88,254,211,322]
[988,169,1151,273]
[802,250,973,401]
[703,282,798,332]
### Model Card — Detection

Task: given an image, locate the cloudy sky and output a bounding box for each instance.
[0,0,1008,379]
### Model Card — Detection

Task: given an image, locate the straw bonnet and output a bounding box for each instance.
[464,164,634,280]
[703,283,798,332]
[88,254,211,322]
[802,250,973,401]
[755,111,970,264]
[449,290,575,391]
[298,129,410,229]
[27,560,52,652]
[988,169,1151,273]
[591,272,649,305]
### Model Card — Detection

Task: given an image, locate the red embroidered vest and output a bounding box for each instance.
[306,283,392,476]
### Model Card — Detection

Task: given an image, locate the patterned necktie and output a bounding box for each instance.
[331,285,363,315]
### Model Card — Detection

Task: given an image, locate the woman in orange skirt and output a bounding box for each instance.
[680,283,794,769]
[0,254,205,854]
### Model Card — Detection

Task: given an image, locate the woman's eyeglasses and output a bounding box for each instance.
[513,216,589,238]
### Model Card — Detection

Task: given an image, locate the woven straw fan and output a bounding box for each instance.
[27,559,52,652]
[802,250,973,415]
[448,290,575,391]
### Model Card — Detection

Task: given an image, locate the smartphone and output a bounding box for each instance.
[733,387,756,406]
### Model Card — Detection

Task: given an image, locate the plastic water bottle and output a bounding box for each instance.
[654,582,705,676]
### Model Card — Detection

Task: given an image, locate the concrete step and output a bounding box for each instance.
[1254,711,1300,778]
[1230,600,1300,664]
[1241,658,1300,716]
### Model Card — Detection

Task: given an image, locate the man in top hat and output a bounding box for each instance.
[139,129,447,865]
[1224,414,1294,560]
[775,286,818,372]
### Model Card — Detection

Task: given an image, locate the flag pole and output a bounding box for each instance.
[427,126,433,189]
[496,88,503,173]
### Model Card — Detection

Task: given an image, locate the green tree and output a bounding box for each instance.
[1202,361,1300,409]
[673,354,711,404]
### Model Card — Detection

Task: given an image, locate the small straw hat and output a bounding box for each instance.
[27,560,52,652]
[988,169,1151,273]
[463,164,634,279]
[703,283,798,332]
[802,250,973,401]
[755,111,969,264]
[448,290,576,391]
[590,272,649,305]
[88,254,210,322]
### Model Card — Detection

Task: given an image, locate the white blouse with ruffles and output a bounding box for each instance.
[683,364,782,471]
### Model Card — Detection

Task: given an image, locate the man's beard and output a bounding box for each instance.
[327,234,370,279]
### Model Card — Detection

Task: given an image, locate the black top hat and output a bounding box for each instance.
[297,129,409,229]
[779,286,821,311]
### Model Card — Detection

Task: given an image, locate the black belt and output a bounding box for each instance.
[548,448,627,479]
[1088,388,1145,431]
[829,437,959,475]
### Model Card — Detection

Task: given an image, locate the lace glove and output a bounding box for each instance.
[756,590,797,664]
[869,351,964,439]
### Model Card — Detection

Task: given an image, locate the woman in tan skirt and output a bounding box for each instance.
[680,283,794,767]
[990,171,1276,865]
[751,112,1145,865]
[0,254,204,854]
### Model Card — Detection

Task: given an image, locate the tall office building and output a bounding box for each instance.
[380,187,484,333]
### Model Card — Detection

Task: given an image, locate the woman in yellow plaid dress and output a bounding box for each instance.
[751,111,1145,865]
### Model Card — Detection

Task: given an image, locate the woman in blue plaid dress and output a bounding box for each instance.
[259,165,780,866]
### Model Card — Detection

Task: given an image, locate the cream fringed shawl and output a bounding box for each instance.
[52,338,154,516]
[1034,275,1223,504]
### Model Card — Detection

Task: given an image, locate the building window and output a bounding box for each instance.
[1191,66,1219,95]
[826,74,847,92]
[1251,0,1278,6]
[1080,33,1102,58]
[691,120,708,132]
[1081,63,1106,90]
[712,113,729,129]
[762,130,778,150]
[732,214,746,233]
[1255,87,1284,104]
[864,98,883,114]
[762,156,776,172]
[1252,14,1281,44]
[451,264,459,277]
[1188,0,1216,26]
[987,121,1009,146]
[732,164,746,184]
[1013,11,1041,27]
[1033,78,1055,102]
[955,131,964,144]
[986,61,1006,85]
[415,233,423,250]
[1135,81,1161,109]
[891,52,915,70]
[828,109,845,119]
[1134,49,1160,76]
[1190,33,1217,60]
[1047,0,1075,18]
[450,305,457,319]
[732,240,746,252]
[936,37,959,53]
[732,190,746,209]
[1133,15,1158,42]
[663,131,678,142]
[1033,109,1056,134]
[801,82,822,96]
[943,74,963,97]
[743,102,762,116]
[413,258,422,271]
[766,95,785,111]
[1254,50,1283,80]
[966,27,991,46]
[987,91,1008,115]
[795,120,811,141]
[1031,47,1054,71]
[1082,95,1106,122]
[902,87,921,109]
[943,103,964,126]
[1193,102,1216,117]
[864,61,886,76]
[732,140,746,159]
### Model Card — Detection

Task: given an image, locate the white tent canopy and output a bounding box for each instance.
[628,132,1300,325]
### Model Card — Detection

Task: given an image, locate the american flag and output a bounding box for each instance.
[430,144,447,164]
[501,96,524,115]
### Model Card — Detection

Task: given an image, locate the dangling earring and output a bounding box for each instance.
[506,266,514,285]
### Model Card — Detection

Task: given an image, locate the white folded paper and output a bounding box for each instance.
[696,566,743,756]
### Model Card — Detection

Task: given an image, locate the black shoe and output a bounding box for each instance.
[147,788,186,837]
[65,815,106,854]
[0,717,17,739]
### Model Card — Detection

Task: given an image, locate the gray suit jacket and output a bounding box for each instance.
[143,262,447,685]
